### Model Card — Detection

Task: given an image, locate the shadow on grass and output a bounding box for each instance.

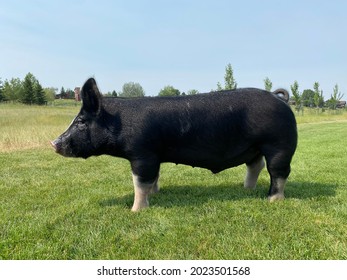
[99,181,337,209]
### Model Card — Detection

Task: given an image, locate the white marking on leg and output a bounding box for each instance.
[268,178,287,202]
[244,157,265,189]
[131,173,157,212]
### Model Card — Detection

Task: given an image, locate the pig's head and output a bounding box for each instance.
[51,78,111,159]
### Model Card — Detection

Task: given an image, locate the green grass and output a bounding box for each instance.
[0,103,347,259]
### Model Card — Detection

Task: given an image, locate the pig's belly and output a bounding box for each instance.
[162,145,261,173]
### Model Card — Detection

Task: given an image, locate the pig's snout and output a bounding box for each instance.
[50,138,62,153]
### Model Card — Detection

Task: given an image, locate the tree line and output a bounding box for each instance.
[104,64,237,98]
[103,82,199,98]
[0,65,345,110]
[217,64,345,111]
[0,73,56,105]
[289,80,345,111]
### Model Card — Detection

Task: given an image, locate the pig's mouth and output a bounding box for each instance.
[50,139,74,157]
[50,139,61,153]
[50,139,89,159]
[50,140,58,151]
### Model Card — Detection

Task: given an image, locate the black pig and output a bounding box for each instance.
[52,78,297,211]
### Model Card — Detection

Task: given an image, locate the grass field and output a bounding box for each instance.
[0,103,347,259]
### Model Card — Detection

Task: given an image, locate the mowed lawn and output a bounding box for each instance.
[0,103,347,260]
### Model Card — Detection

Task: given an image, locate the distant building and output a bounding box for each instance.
[337,101,346,108]
[74,87,81,101]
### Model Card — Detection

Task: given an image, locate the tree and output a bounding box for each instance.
[2,78,22,101]
[34,81,47,105]
[20,73,48,105]
[158,85,181,97]
[302,89,315,107]
[224,63,237,90]
[290,80,302,114]
[313,82,320,96]
[65,89,75,99]
[22,73,36,104]
[264,77,272,91]
[187,89,199,95]
[59,87,66,98]
[119,82,145,98]
[104,90,118,97]
[44,87,58,102]
[216,63,237,91]
[313,82,324,108]
[327,84,344,110]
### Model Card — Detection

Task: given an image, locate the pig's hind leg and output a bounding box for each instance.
[244,155,265,189]
[150,175,160,194]
[261,145,293,202]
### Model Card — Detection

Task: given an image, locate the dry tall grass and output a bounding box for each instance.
[0,103,78,152]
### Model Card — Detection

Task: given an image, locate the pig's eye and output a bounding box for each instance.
[77,118,87,131]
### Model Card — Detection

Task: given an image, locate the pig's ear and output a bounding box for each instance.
[81,78,102,115]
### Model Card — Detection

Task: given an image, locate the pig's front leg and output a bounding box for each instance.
[131,174,152,211]
[131,159,160,212]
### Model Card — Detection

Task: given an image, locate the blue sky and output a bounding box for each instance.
[1,0,346,98]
